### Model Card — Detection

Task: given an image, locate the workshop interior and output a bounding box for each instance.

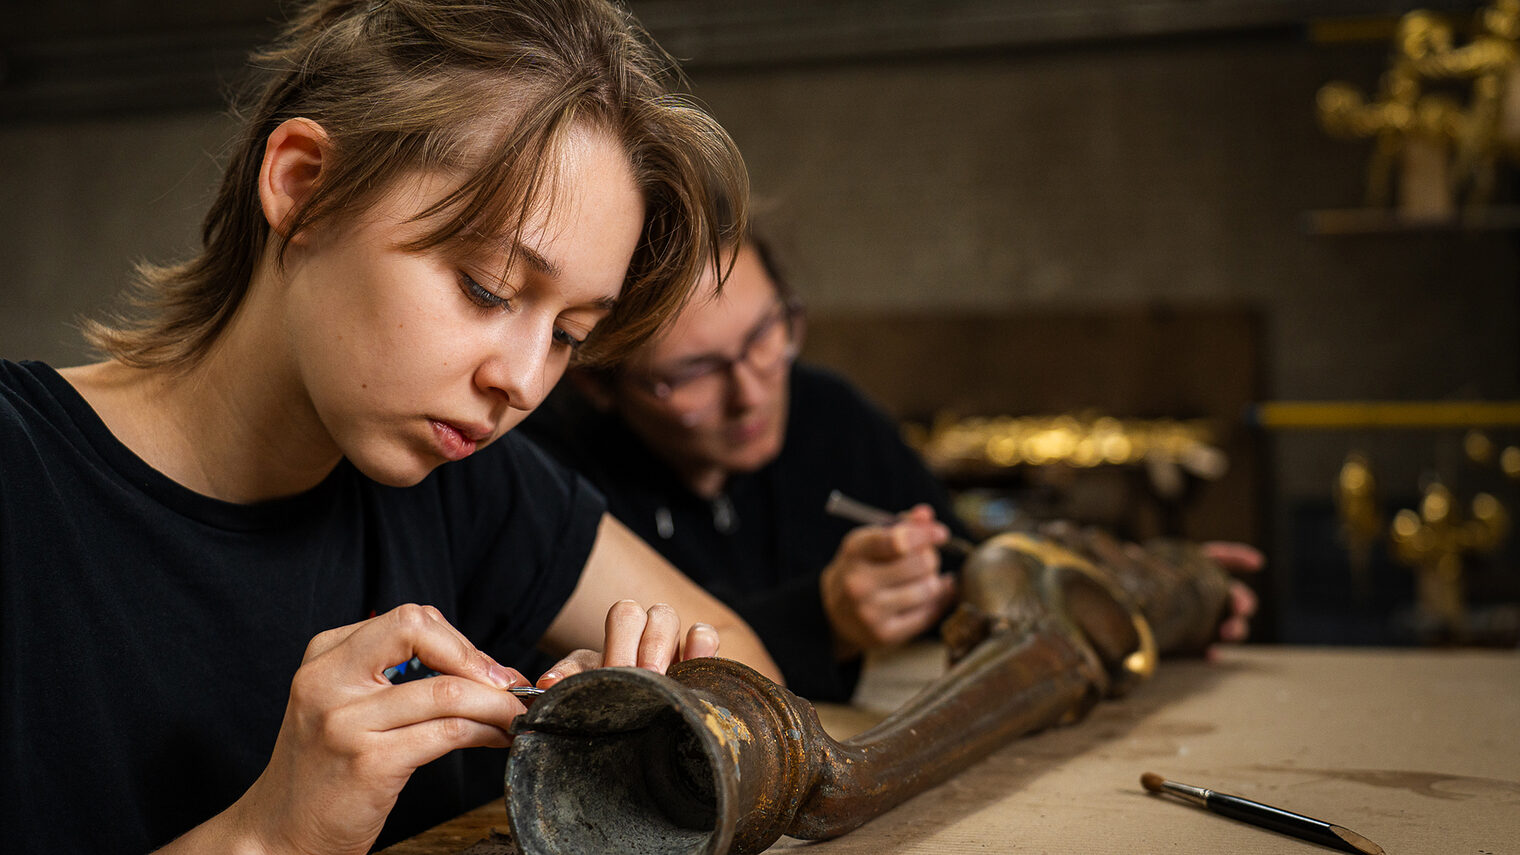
[6,0,1516,649]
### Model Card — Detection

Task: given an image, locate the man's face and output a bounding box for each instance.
[611,243,798,493]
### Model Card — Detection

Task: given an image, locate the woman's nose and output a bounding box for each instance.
[474,321,558,412]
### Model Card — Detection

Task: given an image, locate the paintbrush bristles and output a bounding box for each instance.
[1140,771,1165,792]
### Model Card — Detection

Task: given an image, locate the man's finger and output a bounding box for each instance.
[842,523,948,565]
[1202,541,1265,574]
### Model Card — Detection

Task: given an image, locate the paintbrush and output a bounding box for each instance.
[1140,772,1385,854]
[824,489,977,555]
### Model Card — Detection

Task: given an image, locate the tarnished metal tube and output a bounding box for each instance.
[505,529,1232,855]
[783,625,1100,840]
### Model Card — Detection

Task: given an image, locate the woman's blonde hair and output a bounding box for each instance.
[83,0,746,369]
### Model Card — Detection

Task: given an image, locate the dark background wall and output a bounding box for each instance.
[3,0,1516,642]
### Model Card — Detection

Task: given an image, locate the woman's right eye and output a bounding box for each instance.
[459,272,513,310]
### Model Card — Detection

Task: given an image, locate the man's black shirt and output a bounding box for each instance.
[522,363,966,702]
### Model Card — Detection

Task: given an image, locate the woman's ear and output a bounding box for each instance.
[258,117,330,242]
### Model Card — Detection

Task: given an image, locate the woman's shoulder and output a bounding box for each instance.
[2,358,56,397]
[1,359,77,439]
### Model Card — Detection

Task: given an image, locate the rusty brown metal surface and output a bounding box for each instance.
[504,528,1231,855]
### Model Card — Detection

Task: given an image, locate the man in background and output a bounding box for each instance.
[521,233,1258,701]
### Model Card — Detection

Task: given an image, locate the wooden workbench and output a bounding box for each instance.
[383,645,1520,854]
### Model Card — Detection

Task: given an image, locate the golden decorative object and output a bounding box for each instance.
[1316,1,1520,217]
[1464,429,1496,464]
[1334,452,1383,593]
[914,413,1225,499]
[1501,444,1520,479]
[1389,481,1510,635]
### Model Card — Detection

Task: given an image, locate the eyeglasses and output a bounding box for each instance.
[636,298,804,412]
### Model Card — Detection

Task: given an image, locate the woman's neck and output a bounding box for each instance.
[59,307,342,504]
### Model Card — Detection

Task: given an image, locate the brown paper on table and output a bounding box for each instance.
[768,644,1520,855]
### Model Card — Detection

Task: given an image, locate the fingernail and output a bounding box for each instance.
[540,670,561,683]
[487,664,513,690]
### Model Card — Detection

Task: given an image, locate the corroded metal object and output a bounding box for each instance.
[505,528,1231,855]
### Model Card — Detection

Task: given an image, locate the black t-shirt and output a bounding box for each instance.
[521,363,967,702]
[0,360,605,852]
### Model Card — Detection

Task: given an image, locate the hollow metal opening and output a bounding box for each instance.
[507,671,731,855]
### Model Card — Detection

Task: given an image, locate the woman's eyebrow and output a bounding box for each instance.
[514,243,618,310]
[513,242,563,279]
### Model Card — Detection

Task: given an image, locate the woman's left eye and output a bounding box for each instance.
[459,272,513,310]
[552,327,586,350]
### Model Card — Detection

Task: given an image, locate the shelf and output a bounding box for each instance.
[1303,206,1520,235]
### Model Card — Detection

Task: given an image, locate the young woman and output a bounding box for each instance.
[0,1,779,852]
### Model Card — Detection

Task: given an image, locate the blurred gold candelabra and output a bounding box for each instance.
[1335,430,1517,638]
[1317,0,1520,218]
[913,414,1226,499]
[1334,452,1384,594]
[1390,483,1508,633]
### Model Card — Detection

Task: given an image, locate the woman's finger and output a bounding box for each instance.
[601,599,650,668]
[300,615,373,663]
[635,603,682,672]
[681,623,720,660]
[323,604,522,692]
[537,649,600,688]
[344,672,526,734]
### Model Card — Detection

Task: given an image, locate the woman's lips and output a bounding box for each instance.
[430,419,484,461]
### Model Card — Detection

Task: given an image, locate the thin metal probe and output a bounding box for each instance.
[824,490,977,555]
[383,656,544,704]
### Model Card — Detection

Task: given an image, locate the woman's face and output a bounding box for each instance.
[282,125,644,487]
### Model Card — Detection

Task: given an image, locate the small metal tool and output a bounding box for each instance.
[824,490,977,555]
[385,656,544,703]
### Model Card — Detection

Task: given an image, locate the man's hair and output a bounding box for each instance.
[745,227,795,303]
[83,0,747,369]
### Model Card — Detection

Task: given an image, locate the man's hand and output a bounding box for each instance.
[820,504,959,661]
[1201,541,1264,643]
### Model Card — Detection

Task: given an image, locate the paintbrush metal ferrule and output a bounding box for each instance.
[1158,778,1209,807]
[1141,772,1385,855]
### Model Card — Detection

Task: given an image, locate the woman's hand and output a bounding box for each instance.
[162,604,532,855]
[537,600,720,688]
[539,514,783,685]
